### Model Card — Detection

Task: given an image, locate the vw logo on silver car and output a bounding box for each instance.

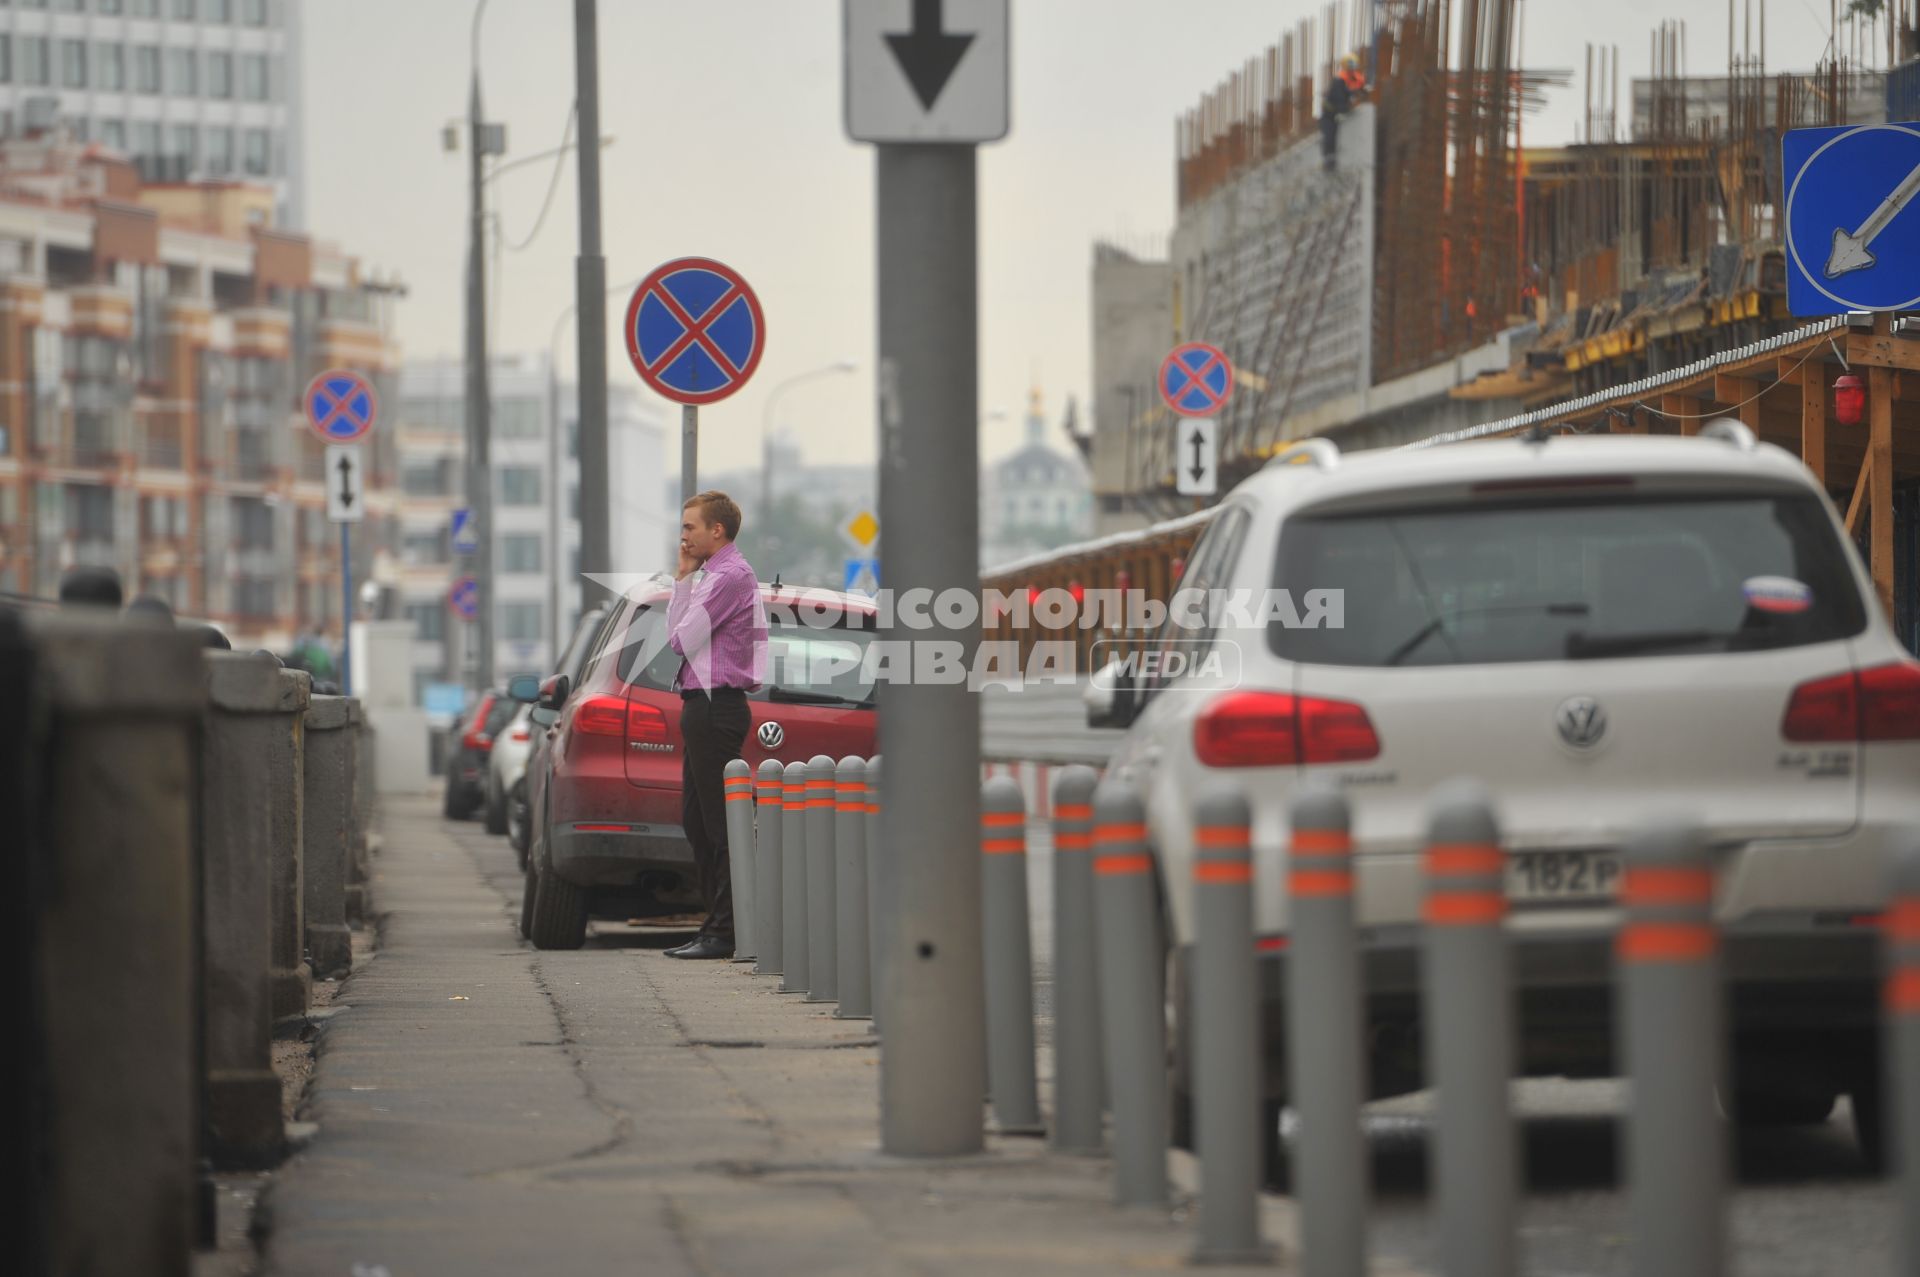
[1554,696,1607,750]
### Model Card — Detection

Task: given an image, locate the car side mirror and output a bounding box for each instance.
[1085,658,1137,730]
[539,673,570,711]
[507,673,540,703]
[530,706,558,728]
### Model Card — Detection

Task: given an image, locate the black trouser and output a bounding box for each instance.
[680,688,749,940]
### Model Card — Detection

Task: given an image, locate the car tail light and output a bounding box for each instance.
[1194,690,1380,767]
[626,700,669,745]
[509,725,531,742]
[1783,661,1920,742]
[574,695,628,737]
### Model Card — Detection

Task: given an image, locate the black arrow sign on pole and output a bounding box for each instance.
[886,0,974,111]
[1189,428,1207,482]
[336,453,355,508]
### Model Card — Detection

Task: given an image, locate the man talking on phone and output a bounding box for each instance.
[663,490,767,960]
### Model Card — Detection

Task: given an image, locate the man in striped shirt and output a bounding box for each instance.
[664,490,768,960]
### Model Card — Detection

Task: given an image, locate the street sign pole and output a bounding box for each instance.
[573,0,611,611]
[339,523,352,696]
[682,404,698,507]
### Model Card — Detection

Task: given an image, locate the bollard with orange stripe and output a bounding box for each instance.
[981,775,1042,1134]
[1887,844,1920,1277]
[1285,785,1367,1277]
[1049,764,1104,1155]
[1091,780,1169,1207]
[1421,780,1515,1277]
[777,761,809,995]
[1617,822,1725,1277]
[722,760,758,963]
[753,759,784,978]
[804,754,839,1003]
[834,756,872,1020]
[1190,789,1269,1263]
[865,755,884,1034]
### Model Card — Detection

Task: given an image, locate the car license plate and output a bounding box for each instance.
[1507,850,1622,903]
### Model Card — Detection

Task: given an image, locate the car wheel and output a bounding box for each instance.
[1851,1067,1886,1174]
[483,780,508,835]
[508,780,530,864]
[527,863,589,950]
[442,778,461,820]
[519,861,540,940]
[1732,1086,1838,1128]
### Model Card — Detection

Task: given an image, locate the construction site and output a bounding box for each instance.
[1040,0,1920,657]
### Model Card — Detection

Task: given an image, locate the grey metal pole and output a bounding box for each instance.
[981,775,1042,1135]
[1191,788,1267,1262]
[572,0,610,610]
[805,754,839,1003]
[1049,765,1103,1154]
[866,755,883,1034]
[779,760,808,994]
[1619,821,1725,1277]
[723,760,756,963]
[875,143,986,1157]
[1422,780,1516,1277]
[465,73,494,690]
[754,759,784,977]
[835,756,872,1020]
[680,404,698,507]
[1887,840,1920,1277]
[1091,780,1168,1206]
[1286,785,1367,1277]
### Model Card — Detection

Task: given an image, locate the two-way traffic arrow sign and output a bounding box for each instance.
[1174,418,1217,497]
[326,444,365,523]
[845,0,1009,143]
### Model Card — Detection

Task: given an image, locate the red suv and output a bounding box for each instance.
[522,578,879,949]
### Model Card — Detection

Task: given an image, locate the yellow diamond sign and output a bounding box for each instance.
[844,510,880,548]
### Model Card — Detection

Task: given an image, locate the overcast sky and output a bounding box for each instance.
[304,0,1852,473]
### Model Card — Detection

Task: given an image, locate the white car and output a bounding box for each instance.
[483,702,537,839]
[1088,421,1919,1168]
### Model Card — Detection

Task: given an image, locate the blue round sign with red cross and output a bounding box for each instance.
[1159,342,1234,418]
[625,257,767,406]
[304,368,379,443]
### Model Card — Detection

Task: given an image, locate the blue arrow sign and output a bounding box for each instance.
[1785,122,1920,315]
[451,508,479,556]
[844,557,880,596]
[449,576,480,621]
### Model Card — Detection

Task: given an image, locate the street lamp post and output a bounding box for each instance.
[759,360,858,512]
[463,0,499,691]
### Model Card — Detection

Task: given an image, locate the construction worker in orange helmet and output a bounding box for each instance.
[1321,52,1369,171]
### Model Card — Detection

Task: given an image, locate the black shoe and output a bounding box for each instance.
[663,933,706,956]
[666,935,734,960]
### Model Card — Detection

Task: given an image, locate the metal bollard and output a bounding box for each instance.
[779,760,809,994]
[1887,842,1920,1277]
[1618,822,1725,1277]
[1286,785,1368,1277]
[267,666,312,1022]
[724,760,757,962]
[1192,788,1268,1262]
[1050,764,1104,1154]
[835,757,873,1019]
[981,775,1043,1134]
[754,759,784,977]
[301,696,356,980]
[805,754,839,1002]
[866,755,883,1034]
[1091,780,1169,1206]
[1422,781,1516,1277]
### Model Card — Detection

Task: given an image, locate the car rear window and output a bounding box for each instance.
[483,696,518,735]
[1269,490,1868,667]
[614,602,880,707]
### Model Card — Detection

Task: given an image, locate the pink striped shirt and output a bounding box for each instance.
[666,542,768,692]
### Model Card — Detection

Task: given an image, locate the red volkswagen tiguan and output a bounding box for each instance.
[522,577,879,949]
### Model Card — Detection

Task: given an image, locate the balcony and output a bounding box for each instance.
[139,427,186,470]
[69,413,127,469]
[231,431,278,482]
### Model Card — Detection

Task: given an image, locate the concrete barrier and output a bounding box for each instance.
[980,775,1041,1134]
[266,666,312,1021]
[345,714,374,926]
[1091,780,1168,1207]
[202,651,303,1168]
[1048,765,1104,1155]
[32,612,205,1275]
[302,695,356,980]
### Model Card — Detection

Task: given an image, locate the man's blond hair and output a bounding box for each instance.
[684,490,742,542]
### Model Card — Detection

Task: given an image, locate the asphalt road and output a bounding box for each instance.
[469,813,1897,1276]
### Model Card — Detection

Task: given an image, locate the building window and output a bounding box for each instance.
[203,125,231,173]
[100,0,125,13]
[401,528,447,566]
[134,45,161,95]
[498,467,542,507]
[131,119,160,158]
[169,122,195,166]
[240,0,265,24]
[239,51,267,101]
[96,44,124,92]
[206,50,230,98]
[132,0,160,14]
[501,602,543,642]
[494,397,542,439]
[401,456,455,497]
[501,533,542,574]
[405,602,445,643]
[0,37,12,87]
[171,0,196,17]
[58,40,87,89]
[100,119,126,152]
[55,0,87,14]
[206,0,230,20]
[165,47,196,96]
[242,126,268,175]
[21,38,50,88]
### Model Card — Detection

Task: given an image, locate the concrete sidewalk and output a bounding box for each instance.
[266,794,1417,1276]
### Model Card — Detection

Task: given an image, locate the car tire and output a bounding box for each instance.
[508,780,530,865]
[483,781,508,835]
[442,779,462,820]
[1732,1087,1838,1128]
[519,861,540,940]
[527,863,589,950]
[1851,1068,1886,1174]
